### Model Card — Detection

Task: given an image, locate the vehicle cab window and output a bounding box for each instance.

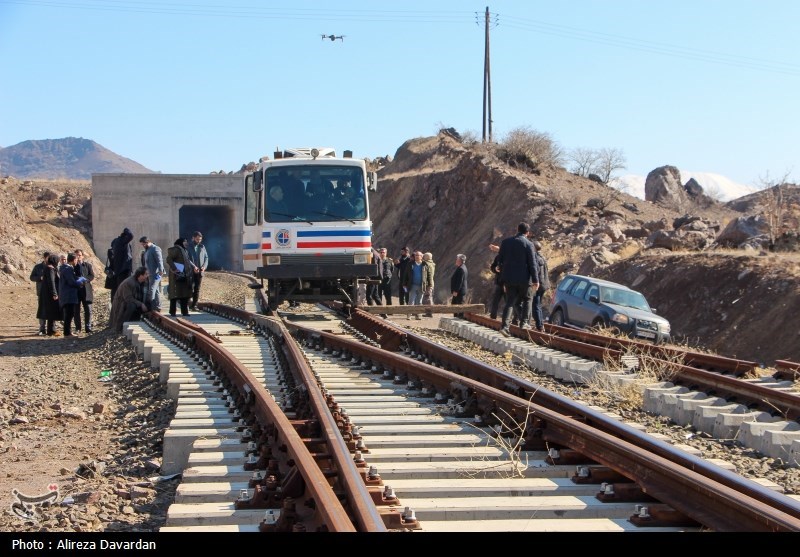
[586,284,600,303]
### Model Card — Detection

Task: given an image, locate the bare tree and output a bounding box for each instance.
[594,147,627,184]
[756,171,792,249]
[567,147,600,177]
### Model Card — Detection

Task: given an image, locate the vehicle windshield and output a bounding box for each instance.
[600,286,651,311]
[264,165,366,223]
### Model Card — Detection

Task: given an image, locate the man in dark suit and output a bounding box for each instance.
[73,249,96,333]
[497,222,539,336]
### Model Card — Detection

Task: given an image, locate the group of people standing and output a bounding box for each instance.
[34,227,210,335]
[105,228,209,332]
[365,246,468,318]
[30,249,95,337]
[364,227,548,329]
[490,222,550,335]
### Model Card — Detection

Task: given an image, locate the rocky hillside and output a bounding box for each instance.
[0,137,154,180]
[371,133,800,363]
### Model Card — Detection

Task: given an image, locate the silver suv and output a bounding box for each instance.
[549,274,671,343]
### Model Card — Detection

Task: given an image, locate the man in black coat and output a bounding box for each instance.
[73,249,96,333]
[29,251,51,335]
[109,227,134,304]
[488,253,505,320]
[497,222,539,335]
[450,254,468,318]
[394,247,412,305]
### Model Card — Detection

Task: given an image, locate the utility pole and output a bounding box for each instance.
[482,6,493,143]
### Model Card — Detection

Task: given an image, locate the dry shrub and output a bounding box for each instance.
[550,187,580,212]
[494,126,564,171]
[461,399,535,479]
[586,345,685,411]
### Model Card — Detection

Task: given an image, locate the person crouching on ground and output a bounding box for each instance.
[109,267,150,333]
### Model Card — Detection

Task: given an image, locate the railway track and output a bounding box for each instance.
[116,299,800,532]
[452,314,800,464]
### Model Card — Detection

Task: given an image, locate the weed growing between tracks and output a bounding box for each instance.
[587,345,685,411]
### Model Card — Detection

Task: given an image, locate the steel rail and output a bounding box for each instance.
[465,313,800,420]
[395,322,800,520]
[249,312,387,532]
[147,311,360,532]
[775,360,800,381]
[285,322,800,531]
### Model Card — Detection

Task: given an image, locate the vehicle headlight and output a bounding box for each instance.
[266,255,281,265]
[659,322,671,333]
[610,313,630,325]
[353,253,370,264]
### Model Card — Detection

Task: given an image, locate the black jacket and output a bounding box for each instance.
[498,234,539,286]
[110,230,134,276]
[450,264,468,296]
[490,255,502,285]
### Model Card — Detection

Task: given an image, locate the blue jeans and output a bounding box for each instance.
[408,284,423,305]
[147,277,162,311]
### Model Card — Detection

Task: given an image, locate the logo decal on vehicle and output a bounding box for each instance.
[275,229,291,248]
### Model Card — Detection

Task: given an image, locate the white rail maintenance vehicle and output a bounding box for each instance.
[243,147,378,311]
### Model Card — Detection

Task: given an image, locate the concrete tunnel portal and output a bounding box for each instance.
[91,174,246,274]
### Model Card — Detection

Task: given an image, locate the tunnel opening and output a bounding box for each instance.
[179,205,237,271]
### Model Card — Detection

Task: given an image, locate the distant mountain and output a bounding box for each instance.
[614,170,758,202]
[0,137,154,180]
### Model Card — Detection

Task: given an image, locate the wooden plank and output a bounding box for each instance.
[359,305,484,315]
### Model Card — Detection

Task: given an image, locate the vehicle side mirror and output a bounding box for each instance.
[589,294,599,304]
[651,308,658,314]
[367,171,378,192]
[253,171,263,192]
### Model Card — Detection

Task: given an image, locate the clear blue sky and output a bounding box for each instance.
[1,1,798,186]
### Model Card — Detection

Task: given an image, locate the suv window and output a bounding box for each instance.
[572,279,589,299]
[586,284,600,302]
[558,276,576,293]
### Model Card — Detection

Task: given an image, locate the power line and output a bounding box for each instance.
[5,0,799,76]
[501,14,800,77]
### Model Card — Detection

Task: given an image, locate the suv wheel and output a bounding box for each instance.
[550,308,565,326]
[591,317,607,330]
[592,317,621,336]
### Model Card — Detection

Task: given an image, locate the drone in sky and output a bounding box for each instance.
[321,34,345,42]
